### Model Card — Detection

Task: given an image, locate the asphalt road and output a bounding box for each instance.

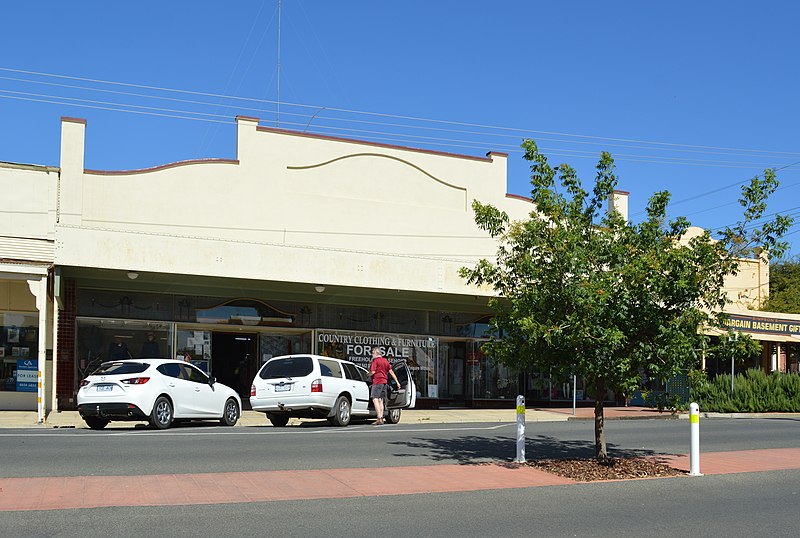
[3,418,799,536]
[2,470,799,537]
[1,417,799,478]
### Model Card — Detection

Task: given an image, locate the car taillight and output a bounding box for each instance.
[311,379,322,393]
[121,377,150,385]
[250,384,256,397]
[80,379,90,387]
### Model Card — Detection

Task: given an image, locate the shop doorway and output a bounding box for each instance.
[437,341,466,406]
[210,332,257,399]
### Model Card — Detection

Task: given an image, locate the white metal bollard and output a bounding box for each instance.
[515,395,526,463]
[689,402,702,476]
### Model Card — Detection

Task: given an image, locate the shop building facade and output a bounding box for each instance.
[4,115,537,412]
[0,161,57,416]
[709,310,800,376]
[1,116,796,415]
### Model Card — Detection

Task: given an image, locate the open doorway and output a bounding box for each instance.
[211,332,257,398]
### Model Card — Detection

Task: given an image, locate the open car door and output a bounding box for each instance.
[387,360,416,409]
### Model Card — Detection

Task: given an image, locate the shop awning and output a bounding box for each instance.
[702,327,800,343]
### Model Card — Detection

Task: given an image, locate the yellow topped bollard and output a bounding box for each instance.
[515,395,526,463]
[689,402,702,476]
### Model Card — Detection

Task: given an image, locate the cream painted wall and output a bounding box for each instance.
[0,164,57,239]
[56,116,532,296]
[680,226,769,310]
[725,258,769,311]
[0,116,768,306]
[0,280,37,311]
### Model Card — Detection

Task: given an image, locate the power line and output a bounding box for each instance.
[5,73,796,166]
[4,90,793,173]
[2,66,798,159]
[2,65,799,246]
[631,159,800,220]
[9,76,784,156]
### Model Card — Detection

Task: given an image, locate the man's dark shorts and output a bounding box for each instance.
[371,383,388,399]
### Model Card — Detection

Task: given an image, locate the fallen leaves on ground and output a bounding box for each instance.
[528,457,685,482]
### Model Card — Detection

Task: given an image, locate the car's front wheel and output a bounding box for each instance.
[149,396,173,430]
[385,408,401,424]
[268,413,290,427]
[220,398,239,426]
[84,417,109,430]
[328,395,351,427]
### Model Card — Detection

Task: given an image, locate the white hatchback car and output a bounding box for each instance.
[77,359,241,430]
[249,354,416,427]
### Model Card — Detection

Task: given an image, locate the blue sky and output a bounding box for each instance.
[2,1,799,257]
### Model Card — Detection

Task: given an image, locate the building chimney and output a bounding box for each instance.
[608,190,629,222]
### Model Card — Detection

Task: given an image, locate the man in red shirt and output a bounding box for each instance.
[369,346,401,425]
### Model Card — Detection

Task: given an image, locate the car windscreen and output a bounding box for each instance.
[91,362,149,375]
[259,357,314,379]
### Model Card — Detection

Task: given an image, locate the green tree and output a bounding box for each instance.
[460,140,792,462]
[761,257,800,314]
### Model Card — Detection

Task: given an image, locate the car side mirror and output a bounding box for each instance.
[208,376,216,386]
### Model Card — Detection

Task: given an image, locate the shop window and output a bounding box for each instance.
[77,290,174,321]
[789,345,799,374]
[526,371,595,403]
[464,342,519,400]
[0,313,39,392]
[195,299,294,326]
[175,329,210,373]
[260,334,310,366]
[316,330,439,398]
[76,319,172,380]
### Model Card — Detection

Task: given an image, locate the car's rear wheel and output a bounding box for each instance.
[385,408,401,424]
[328,395,351,427]
[84,417,109,430]
[149,396,173,430]
[220,398,239,426]
[268,413,290,427]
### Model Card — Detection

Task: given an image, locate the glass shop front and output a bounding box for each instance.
[71,288,521,407]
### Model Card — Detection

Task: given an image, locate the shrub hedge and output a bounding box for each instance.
[689,368,800,413]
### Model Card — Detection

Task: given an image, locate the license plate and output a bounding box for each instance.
[96,385,113,392]
[274,384,292,392]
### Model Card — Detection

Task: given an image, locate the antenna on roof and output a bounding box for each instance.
[276,0,282,128]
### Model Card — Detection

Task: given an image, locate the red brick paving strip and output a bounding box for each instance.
[0,464,573,512]
[4,448,800,512]
[658,448,800,475]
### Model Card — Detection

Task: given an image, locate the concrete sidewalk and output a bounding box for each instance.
[3,404,790,428]
[0,407,764,428]
[0,407,570,428]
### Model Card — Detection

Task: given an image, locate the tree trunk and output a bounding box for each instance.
[594,383,607,462]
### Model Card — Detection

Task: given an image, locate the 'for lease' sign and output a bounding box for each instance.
[16,360,37,392]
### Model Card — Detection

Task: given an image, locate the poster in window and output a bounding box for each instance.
[7,328,19,344]
[24,327,37,343]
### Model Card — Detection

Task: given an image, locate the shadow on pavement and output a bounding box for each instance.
[389,434,680,464]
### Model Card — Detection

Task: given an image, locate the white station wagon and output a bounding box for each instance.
[249,354,416,427]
